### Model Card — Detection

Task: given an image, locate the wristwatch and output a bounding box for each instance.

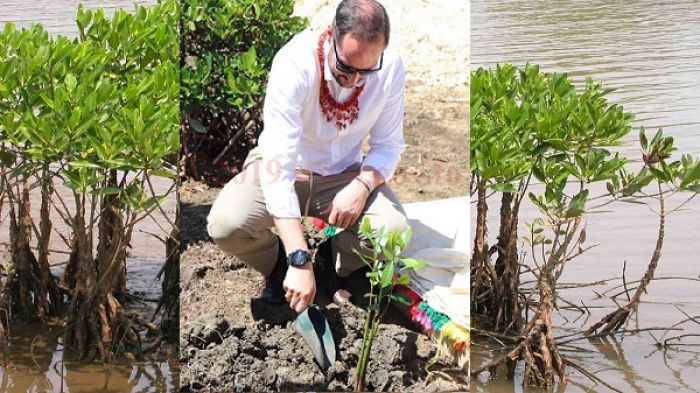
[287,249,311,267]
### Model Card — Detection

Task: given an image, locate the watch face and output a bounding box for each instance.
[289,250,311,267]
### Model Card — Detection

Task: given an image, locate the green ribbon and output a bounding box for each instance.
[324,225,337,237]
[417,302,451,331]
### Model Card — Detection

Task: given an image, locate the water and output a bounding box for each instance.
[0,257,178,392]
[471,1,700,391]
[0,0,155,37]
[0,1,178,391]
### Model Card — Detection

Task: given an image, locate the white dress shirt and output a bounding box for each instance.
[258,28,406,219]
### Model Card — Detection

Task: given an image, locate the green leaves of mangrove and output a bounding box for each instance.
[0,0,178,211]
[181,0,307,118]
[471,64,635,218]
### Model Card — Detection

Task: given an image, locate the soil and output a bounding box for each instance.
[178,187,468,392]
[179,1,468,391]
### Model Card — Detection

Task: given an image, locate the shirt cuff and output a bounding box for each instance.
[261,182,301,219]
[362,147,404,182]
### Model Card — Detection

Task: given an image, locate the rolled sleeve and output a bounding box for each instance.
[362,57,406,181]
[258,50,307,219]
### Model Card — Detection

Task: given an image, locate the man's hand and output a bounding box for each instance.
[324,179,370,228]
[283,263,316,313]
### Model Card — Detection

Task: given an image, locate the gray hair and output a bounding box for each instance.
[334,0,390,48]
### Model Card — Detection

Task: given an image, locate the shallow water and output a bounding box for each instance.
[0,0,155,37]
[472,1,700,391]
[0,1,177,392]
[0,257,179,392]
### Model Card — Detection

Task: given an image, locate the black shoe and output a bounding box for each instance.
[261,239,288,305]
[314,240,353,301]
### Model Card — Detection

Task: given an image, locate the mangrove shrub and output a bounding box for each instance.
[181,0,307,184]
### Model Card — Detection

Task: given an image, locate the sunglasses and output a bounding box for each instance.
[332,35,383,76]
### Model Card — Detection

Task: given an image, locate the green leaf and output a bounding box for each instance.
[639,127,648,150]
[68,161,101,169]
[0,150,16,167]
[359,216,372,238]
[390,292,412,306]
[241,46,257,69]
[397,226,411,250]
[65,73,77,92]
[680,160,700,189]
[379,261,395,288]
[490,182,518,194]
[400,257,426,271]
[394,275,410,286]
[564,189,589,218]
[189,117,206,133]
[649,166,667,182]
[150,168,176,178]
[649,128,664,147]
[606,181,616,196]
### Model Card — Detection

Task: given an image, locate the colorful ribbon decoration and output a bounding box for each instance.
[440,321,469,352]
[417,302,450,331]
[395,285,469,359]
[312,217,338,237]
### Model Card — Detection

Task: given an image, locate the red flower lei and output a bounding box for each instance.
[317,27,365,130]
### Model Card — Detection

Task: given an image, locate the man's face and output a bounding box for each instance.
[329,30,384,88]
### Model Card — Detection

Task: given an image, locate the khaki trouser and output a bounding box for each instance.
[206,148,408,278]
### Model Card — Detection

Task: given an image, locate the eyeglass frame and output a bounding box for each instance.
[332,33,384,76]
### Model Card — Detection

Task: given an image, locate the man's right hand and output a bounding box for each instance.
[274,217,315,312]
[283,262,317,313]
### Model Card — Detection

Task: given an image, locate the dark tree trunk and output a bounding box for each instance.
[97,170,127,303]
[38,164,61,316]
[471,180,494,316]
[493,192,522,333]
[64,195,102,359]
[159,220,180,346]
[7,182,52,320]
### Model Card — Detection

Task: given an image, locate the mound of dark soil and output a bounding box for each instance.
[178,185,467,392]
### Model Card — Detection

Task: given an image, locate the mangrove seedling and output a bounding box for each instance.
[353,217,426,392]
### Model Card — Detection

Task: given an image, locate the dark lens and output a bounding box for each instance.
[332,37,381,75]
[337,61,356,74]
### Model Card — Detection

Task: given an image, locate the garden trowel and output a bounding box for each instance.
[292,305,336,369]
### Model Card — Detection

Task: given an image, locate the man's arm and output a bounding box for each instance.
[259,44,316,313]
[356,166,385,192]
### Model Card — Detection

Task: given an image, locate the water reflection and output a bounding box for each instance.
[472,0,700,391]
[0,321,178,393]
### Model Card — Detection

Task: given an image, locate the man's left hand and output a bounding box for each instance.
[324,179,370,228]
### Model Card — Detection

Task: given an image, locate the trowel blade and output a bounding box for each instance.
[292,305,336,369]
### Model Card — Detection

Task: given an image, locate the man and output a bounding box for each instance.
[206,0,408,313]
